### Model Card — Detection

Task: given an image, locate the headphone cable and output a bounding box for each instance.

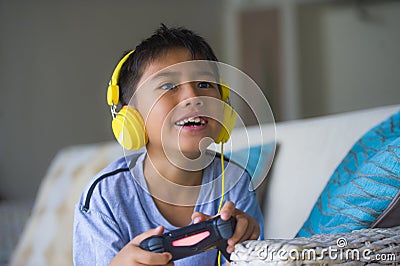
[217,144,225,266]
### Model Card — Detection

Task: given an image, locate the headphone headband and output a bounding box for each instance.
[107,50,135,106]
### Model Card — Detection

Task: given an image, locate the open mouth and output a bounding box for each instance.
[175,116,208,127]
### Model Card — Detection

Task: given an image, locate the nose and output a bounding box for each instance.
[180,83,204,107]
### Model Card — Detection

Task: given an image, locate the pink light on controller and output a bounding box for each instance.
[172,231,211,247]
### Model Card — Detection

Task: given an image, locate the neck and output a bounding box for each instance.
[145,147,204,186]
[143,146,206,206]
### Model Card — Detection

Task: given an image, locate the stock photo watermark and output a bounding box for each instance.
[257,237,397,263]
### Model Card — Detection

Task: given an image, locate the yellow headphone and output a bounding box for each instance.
[106,50,236,150]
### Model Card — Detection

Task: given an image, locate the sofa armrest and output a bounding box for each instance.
[10,141,122,266]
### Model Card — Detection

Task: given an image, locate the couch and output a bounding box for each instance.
[7,104,400,265]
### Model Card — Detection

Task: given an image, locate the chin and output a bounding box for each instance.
[181,151,203,160]
[179,136,213,151]
[179,143,202,154]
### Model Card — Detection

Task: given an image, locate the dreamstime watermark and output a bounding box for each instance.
[257,237,397,263]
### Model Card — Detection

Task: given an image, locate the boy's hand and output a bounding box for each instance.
[191,201,260,254]
[109,226,173,266]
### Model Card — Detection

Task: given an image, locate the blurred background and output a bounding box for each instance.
[1,0,399,201]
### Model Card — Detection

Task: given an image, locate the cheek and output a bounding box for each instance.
[205,100,224,125]
[137,95,168,122]
[145,102,175,133]
[145,110,164,133]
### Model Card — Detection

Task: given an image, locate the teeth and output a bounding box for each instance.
[176,116,206,126]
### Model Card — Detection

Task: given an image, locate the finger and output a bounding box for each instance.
[242,217,260,241]
[250,224,261,240]
[133,245,172,265]
[131,226,164,246]
[152,261,174,266]
[238,222,254,243]
[219,201,236,220]
[228,214,249,246]
[191,212,212,224]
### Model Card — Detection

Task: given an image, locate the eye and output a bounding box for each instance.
[160,83,177,90]
[197,81,214,89]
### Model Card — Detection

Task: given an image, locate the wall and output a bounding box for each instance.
[298,1,400,117]
[0,0,223,200]
[223,0,400,120]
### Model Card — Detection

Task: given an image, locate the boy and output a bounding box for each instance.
[73,25,264,266]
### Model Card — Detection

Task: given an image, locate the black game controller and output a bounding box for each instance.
[140,216,237,262]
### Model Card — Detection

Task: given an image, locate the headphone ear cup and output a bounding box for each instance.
[215,102,237,144]
[220,83,230,102]
[112,106,148,150]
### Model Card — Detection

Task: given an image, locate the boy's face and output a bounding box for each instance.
[132,48,223,159]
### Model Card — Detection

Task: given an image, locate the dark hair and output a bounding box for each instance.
[118,24,219,105]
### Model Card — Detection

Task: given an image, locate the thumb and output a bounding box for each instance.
[131,226,164,246]
[191,212,212,224]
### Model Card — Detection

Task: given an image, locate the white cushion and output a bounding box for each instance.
[263,104,400,238]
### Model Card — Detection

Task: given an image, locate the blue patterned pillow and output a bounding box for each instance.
[297,111,400,237]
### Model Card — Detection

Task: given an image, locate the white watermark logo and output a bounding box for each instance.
[336,237,347,248]
[257,237,397,263]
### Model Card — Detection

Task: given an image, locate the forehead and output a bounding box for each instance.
[139,48,192,85]
[138,48,218,87]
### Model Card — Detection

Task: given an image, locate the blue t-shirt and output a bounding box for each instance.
[73,150,264,266]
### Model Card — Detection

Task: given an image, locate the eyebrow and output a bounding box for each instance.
[151,70,218,82]
[151,71,180,81]
[195,70,219,80]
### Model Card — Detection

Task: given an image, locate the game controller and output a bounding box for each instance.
[140,216,237,262]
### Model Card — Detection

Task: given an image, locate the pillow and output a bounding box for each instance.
[297,111,400,237]
[225,142,276,191]
[10,142,122,266]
